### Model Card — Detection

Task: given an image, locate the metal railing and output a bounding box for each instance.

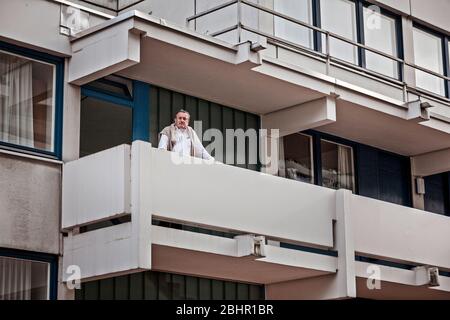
[187,0,450,104]
[78,0,145,13]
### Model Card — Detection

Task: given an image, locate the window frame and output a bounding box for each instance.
[282,132,315,184]
[318,0,360,65]
[315,0,403,80]
[360,2,404,80]
[81,78,150,145]
[412,22,450,98]
[0,40,64,159]
[319,137,356,192]
[0,247,58,300]
[282,130,359,193]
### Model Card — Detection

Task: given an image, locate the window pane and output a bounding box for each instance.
[321,0,358,64]
[0,256,49,300]
[0,50,55,152]
[413,27,445,95]
[281,133,314,184]
[321,140,354,191]
[274,0,314,49]
[363,7,398,78]
[80,96,132,157]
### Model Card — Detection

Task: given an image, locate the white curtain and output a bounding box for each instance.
[0,54,34,148]
[337,145,353,191]
[0,257,32,300]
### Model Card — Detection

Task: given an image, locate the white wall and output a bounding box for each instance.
[150,148,336,248]
[351,194,450,269]
[62,144,131,229]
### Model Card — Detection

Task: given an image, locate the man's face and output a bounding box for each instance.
[175,112,189,129]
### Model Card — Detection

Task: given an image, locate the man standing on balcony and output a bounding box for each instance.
[158,109,214,160]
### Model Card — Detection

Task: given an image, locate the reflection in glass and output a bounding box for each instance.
[280,133,314,184]
[363,7,398,78]
[321,140,354,191]
[413,27,445,95]
[274,0,314,49]
[321,0,358,64]
[0,50,55,151]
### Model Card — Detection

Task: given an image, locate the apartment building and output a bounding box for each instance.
[0,0,449,300]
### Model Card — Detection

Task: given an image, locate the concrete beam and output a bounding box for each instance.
[68,19,142,85]
[261,96,337,138]
[412,148,450,177]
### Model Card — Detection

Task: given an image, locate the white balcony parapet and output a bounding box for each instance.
[62,141,450,295]
[351,194,450,271]
[62,144,131,229]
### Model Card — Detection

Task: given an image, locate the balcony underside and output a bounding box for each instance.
[152,245,333,285]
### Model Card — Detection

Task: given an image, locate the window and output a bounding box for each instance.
[280,133,354,191]
[321,139,355,191]
[0,48,61,155]
[320,0,358,64]
[0,256,49,300]
[80,96,132,157]
[274,0,314,49]
[280,133,314,184]
[413,27,445,96]
[80,77,150,157]
[363,6,399,78]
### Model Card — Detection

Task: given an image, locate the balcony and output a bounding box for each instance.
[187,0,450,107]
[68,9,450,160]
[61,141,450,298]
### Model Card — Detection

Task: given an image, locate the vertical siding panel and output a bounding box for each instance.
[78,272,265,301]
[158,88,172,133]
[198,99,210,141]
[84,281,99,300]
[149,86,159,146]
[199,278,212,300]
[172,274,186,300]
[99,278,114,300]
[424,173,447,215]
[246,114,259,171]
[357,145,379,200]
[234,110,246,168]
[210,103,223,161]
[75,284,84,300]
[185,276,199,300]
[172,92,185,118]
[211,279,224,300]
[222,107,234,165]
[129,272,144,300]
[224,281,237,300]
[144,271,158,300]
[249,284,263,300]
[236,283,249,300]
[158,273,171,300]
[185,95,198,121]
[114,275,129,300]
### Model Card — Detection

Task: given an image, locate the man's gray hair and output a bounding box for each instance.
[174,109,190,119]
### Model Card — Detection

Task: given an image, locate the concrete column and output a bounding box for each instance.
[62,61,81,162]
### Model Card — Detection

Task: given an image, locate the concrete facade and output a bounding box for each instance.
[0,0,449,300]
